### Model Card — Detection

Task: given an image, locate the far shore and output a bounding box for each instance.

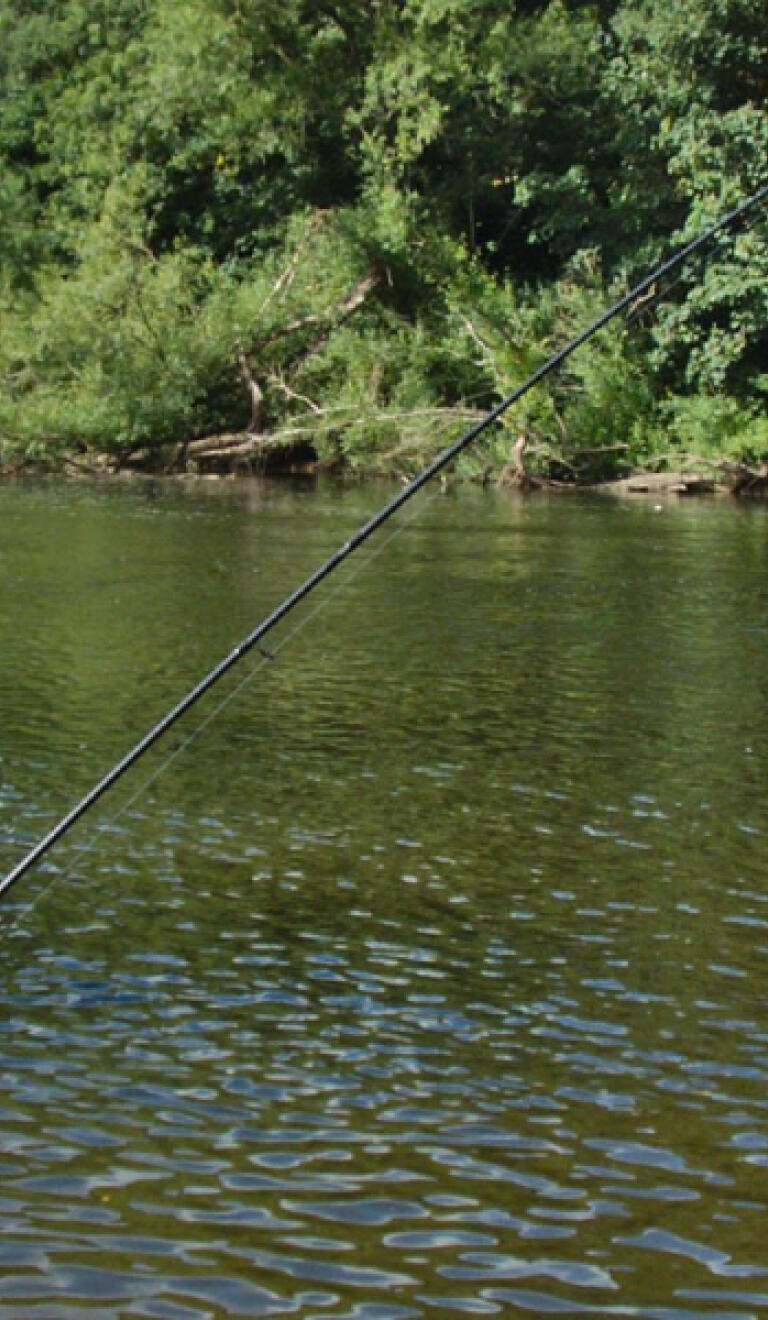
[3,448,768,499]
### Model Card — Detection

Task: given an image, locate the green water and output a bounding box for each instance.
[1,476,768,1318]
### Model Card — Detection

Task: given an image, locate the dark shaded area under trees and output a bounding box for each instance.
[0,0,767,484]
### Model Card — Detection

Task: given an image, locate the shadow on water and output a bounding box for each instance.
[1,478,768,1316]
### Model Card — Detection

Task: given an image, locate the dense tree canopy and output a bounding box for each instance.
[0,0,766,475]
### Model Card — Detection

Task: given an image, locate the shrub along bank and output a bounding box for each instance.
[0,0,767,483]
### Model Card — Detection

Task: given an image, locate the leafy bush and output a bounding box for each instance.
[1,0,767,477]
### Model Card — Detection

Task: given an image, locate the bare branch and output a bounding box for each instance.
[263,210,330,312]
[267,374,322,414]
[289,270,380,377]
[237,346,264,433]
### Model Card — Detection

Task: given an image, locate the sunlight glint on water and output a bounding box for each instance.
[0,477,768,1318]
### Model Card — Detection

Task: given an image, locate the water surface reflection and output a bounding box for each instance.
[1,479,768,1317]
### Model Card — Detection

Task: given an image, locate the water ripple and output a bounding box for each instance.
[2,485,768,1316]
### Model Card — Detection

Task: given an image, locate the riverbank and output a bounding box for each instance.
[4,434,768,498]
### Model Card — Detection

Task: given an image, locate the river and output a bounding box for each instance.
[1,476,767,1318]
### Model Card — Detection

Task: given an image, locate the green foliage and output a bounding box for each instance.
[659,394,768,462]
[0,0,767,477]
[605,0,768,419]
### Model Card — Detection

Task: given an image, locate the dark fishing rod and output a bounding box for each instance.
[4,181,768,901]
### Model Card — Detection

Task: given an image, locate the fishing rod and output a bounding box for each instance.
[3,180,768,901]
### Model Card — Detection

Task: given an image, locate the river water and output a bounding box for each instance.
[1,476,768,1319]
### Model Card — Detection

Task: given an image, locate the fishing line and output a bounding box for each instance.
[4,179,768,903]
[6,477,449,928]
